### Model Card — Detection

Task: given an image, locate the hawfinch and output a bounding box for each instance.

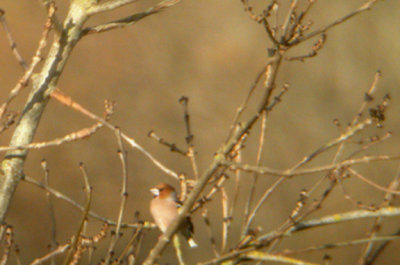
[150,183,198,248]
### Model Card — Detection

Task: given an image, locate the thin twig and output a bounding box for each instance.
[62,163,92,265]
[41,159,57,265]
[148,130,187,156]
[240,85,290,238]
[142,46,283,265]
[296,176,335,221]
[222,135,248,253]
[226,152,241,252]
[358,164,400,264]
[265,83,289,112]
[179,96,199,179]
[280,0,299,43]
[115,129,129,236]
[51,89,179,179]
[0,0,92,224]
[286,33,326,61]
[293,117,374,170]
[85,0,180,33]
[0,226,13,265]
[294,0,317,34]
[199,247,255,265]
[332,71,382,165]
[261,16,280,46]
[0,9,27,69]
[245,176,285,234]
[215,202,400,264]
[22,176,149,228]
[220,187,229,252]
[290,0,382,46]
[31,223,108,265]
[337,169,379,211]
[353,70,381,126]
[259,207,400,241]
[201,208,219,257]
[348,167,400,195]
[113,222,144,264]
[277,235,400,256]
[191,174,229,213]
[242,111,267,236]
[266,174,337,253]
[243,250,318,265]
[226,64,268,142]
[365,228,400,264]
[241,0,262,23]
[0,123,103,152]
[0,112,17,135]
[87,0,139,15]
[30,244,69,265]
[0,3,56,118]
[104,129,129,264]
[348,132,392,160]
[222,154,400,178]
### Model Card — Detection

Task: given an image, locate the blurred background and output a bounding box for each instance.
[0,0,400,264]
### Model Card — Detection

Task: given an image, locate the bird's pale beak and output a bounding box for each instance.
[150,188,159,196]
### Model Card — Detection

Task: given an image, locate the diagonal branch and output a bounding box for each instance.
[51,89,179,179]
[221,155,400,181]
[83,0,181,35]
[0,1,90,223]
[259,207,400,241]
[143,50,283,265]
[290,0,382,46]
[87,0,139,15]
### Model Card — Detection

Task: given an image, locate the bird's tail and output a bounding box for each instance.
[188,238,198,248]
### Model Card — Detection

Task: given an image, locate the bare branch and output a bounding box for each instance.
[30,244,69,265]
[62,163,92,265]
[41,159,57,263]
[0,3,55,118]
[0,9,27,69]
[179,96,199,179]
[148,130,187,156]
[84,0,180,35]
[23,175,150,229]
[290,0,382,46]
[259,207,400,241]
[277,235,400,256]
[51,89,179,179]
[222,155,400,179]
[103,129,129,264]
[0,0,90,224]
[143,44,284,265]
[87,0,139,15]
[0,123,103,152]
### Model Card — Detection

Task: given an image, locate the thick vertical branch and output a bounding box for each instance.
[0,1,93,222]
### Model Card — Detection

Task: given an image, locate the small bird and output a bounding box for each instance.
[150,183,198,248]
